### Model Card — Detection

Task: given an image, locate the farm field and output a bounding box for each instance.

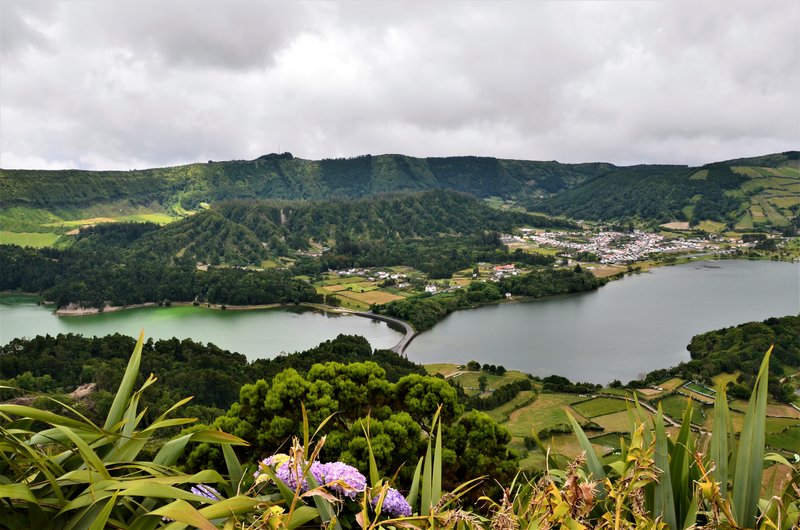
[0,230,61,248]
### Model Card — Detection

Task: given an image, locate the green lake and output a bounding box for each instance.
[1,260,798,383]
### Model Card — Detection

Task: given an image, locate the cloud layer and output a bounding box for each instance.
[1,1,798,170]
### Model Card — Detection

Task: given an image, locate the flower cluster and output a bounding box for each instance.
[372,487,412,517]
[320,462,367,499]
[272,458,325,491]
[255,454,410,517]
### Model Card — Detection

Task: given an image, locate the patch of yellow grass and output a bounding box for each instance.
[338,290,404,305]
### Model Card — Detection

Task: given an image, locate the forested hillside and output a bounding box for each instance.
[0,152,610,210]
[529,151,799,227]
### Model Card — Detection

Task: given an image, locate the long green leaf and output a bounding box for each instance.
[88,491,119,530]
[566,411,606,481]
[710,382,730,499]
[361,416,381,487]
[154,429,247,466]
[653,405,677,530]
[222,443,243,494]
[0,483,37,503]
[732,346,771,529]
[153,499,216,530]
[420,427,433,516]
[104,330,145,431]
[432,411,442,505]
[286,505,321,530]
[669,397,693,528]
[406,456,424,510]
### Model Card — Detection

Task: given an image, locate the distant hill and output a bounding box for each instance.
[528,151,799,228]
[80,190,574,265]
[1,151,797,233]
[0,153,610,210]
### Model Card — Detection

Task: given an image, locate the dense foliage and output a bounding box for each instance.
[374,268,604,330]
[0,243,320,308]
[1,333,796,529]
[530,162,754,223]
[186,360,519,494]
[0,333,424,423]
[219,189,575,246]
[0,153,612,209]
[635,315,799,402]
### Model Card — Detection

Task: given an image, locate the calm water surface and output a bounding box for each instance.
[406,260,799,383]
[0,302,404,360]
[1,260,797,382]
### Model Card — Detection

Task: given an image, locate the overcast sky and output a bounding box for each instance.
[1,1,798,170]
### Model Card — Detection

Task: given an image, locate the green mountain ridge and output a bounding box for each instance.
[0,153,614,210]
[1,151,797,236]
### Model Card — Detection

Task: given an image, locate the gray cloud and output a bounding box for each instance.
[1,0,798,170]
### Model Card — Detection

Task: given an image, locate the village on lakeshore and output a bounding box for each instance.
[309,220,794,311]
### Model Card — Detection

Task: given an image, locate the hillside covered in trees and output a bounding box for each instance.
[529,152,800,226]
[0,153,611,210]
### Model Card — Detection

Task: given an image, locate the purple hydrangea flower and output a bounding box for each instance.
[321,462,367,499]
[372,487,412,517]
[275,459,325,492]
[190,484,221,501]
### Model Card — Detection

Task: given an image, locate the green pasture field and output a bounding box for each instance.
[571,397,628,418]
[759,199,790,225]
[712,371,740,389]
[424,363,461,376]
[766,426,800,453]
[750,203,767,223]
[317,276,365,286]
[588,432,627,451]
[485,391,537,423]
[592,410,651,433]
[657,395,706,425]
[684,382,715,396]
[503,393,586,438]
[695,220,727,233]
[736,212,754,229]
[768,195,800,209]
[0,231,61,248]
[450,370,529,397]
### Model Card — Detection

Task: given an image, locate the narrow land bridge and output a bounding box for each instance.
[352,311,416,354]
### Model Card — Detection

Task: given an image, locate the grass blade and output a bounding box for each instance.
[566,411,606,481]
[653,405,677,530]
[710,382,730,499]
[731,346,771,529]
[432,411,442,505]
[104,330,145,431]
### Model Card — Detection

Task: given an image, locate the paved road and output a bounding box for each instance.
[353,311,416,354]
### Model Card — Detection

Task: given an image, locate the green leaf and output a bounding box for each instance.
[710,382,730,499]
[88,491,119,530]
[286,505,320,530]
[566,411,605,481]
[732,346,771,529]
[406,456,423,511]
[154,429,247,467]
[0,483,37,503]
[669,397,694,528]
[104,330,145,431]
[0,404,96,433]
[222,443,243,494]
[361,416,381,488]
[653,405,677,530]
[432,410,442,505]
[152,500,216,530]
